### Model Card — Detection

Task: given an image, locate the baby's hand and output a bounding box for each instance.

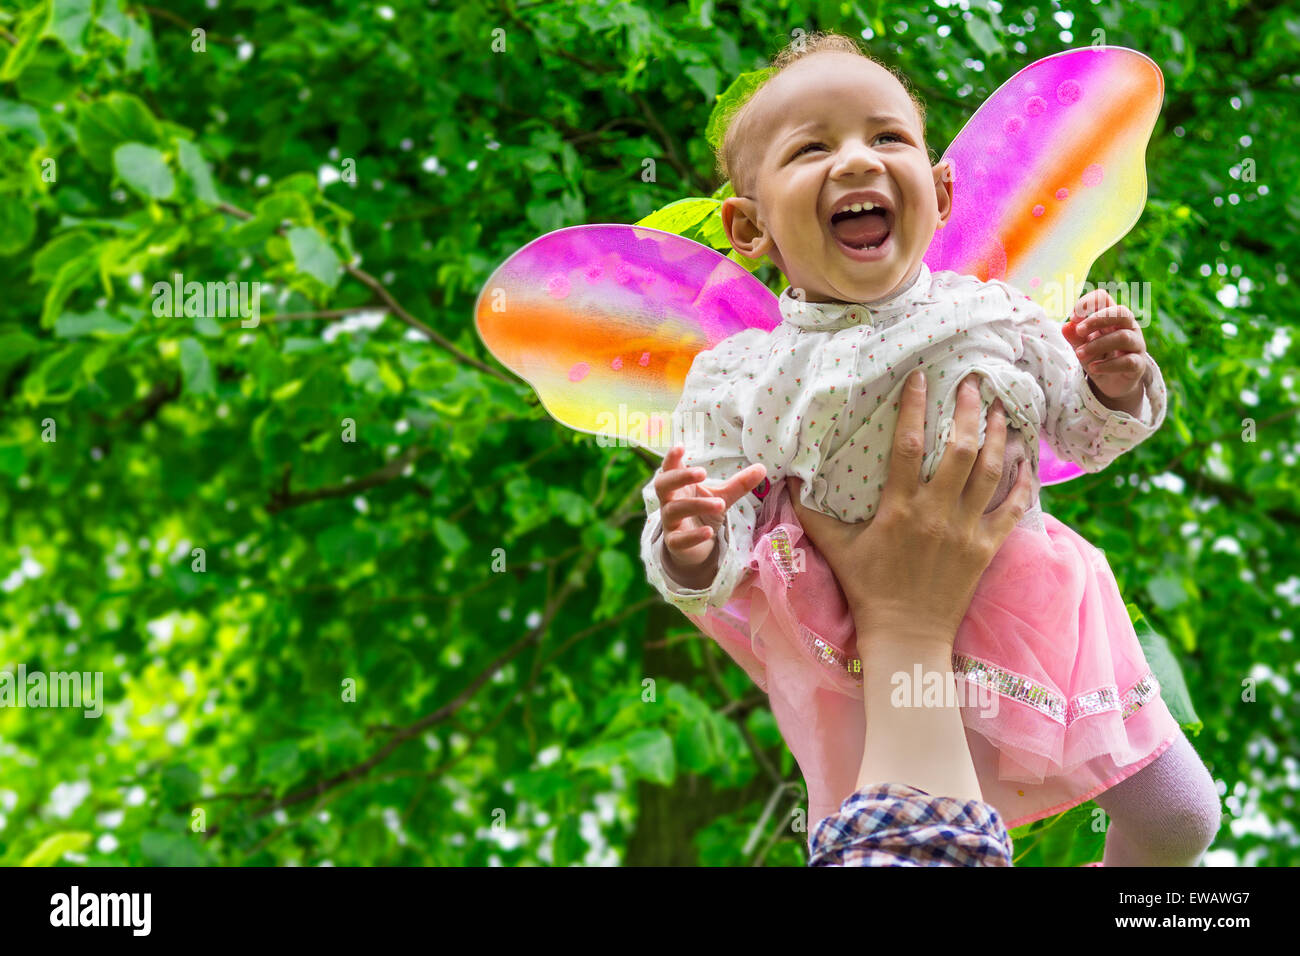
[654,445,766,569]
[1063,290,1149,401]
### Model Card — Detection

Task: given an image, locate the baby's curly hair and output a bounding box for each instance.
[715,31,929,195]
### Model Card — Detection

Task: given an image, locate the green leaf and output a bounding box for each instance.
[635,198,720,236]
[697,208,729,249]
[728,248,769,274]
[275,171,319,198]
[113,142,175,200]
[21,831,92,867]
[1127,603,1202,733]
[595,549,634,620]
[75,93,162,172]
[685,63,720,101]
[257,740,301,779]
[158,763,201,804]
[1146,572,1187,610]
[547,487,589,526]
[32,231,95,280]
[96,0,129,39]
[256,191,313,227]
[139,830,204,867]
[705,69,772,151]
[41,254,99,328]
[0,442,27,478]
[178,336,214,395]
[623,728,676,784]
[122,14,156,74]
[432,516,470,557]
[0,197,37,256]
[44,0,93,56]
[316,524,379,566]
[54,308,132,338]
[0,3,52,82]
[345,356,380,392]
[176,138,220,204]
[287,226,342,289]
[0,97,46,144]
[965,16,1004,58]
[674,719,717,772]
[574,728,676,784]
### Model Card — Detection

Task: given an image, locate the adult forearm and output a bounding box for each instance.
[851,615,984,804]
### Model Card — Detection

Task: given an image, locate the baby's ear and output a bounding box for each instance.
[721,197,772,259]
[932,160,955,226]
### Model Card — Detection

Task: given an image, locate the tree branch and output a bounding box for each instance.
[214,201,516,385]
[228,484,647,828]
[267,444,430,514]
[223,306,391,329]
[247,545,603,818]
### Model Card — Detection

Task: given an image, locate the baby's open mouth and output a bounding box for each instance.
[829,199,893,250]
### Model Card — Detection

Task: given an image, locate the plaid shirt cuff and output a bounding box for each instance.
[807,783,1014,867]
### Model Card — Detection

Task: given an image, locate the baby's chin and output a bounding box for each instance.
[821,258,918,304]
[815,233,922,302]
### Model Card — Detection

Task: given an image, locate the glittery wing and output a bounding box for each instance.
[922,46,1164,485]
[475,224,782,453]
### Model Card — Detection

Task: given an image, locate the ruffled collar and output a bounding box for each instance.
[778,263,935,332]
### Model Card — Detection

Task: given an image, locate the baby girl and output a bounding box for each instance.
[639,33,1220,865]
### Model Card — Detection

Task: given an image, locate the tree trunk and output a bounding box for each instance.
[623,601,785,866]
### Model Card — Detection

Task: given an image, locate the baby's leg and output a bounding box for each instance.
[1092,730,1222,866]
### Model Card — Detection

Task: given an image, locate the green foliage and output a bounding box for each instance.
[0,0,1296,868]
[704,68,773,152]
[1129,601,1201,733]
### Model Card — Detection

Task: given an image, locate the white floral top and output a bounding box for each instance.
[640,262,1167,615]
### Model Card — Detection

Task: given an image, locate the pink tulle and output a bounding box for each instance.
[685,479,1179,831]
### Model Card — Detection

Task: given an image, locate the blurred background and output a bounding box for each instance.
[0,0,1296,866]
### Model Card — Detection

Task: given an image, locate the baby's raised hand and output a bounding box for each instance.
[654,445,766,569]
[1063,290,1149,401]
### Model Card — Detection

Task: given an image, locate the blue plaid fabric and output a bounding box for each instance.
[807,783,1014,867]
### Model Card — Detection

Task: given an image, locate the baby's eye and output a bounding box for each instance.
[793,142,827,158]
[876,132,905,144]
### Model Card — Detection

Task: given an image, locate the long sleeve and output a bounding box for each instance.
[640,338,762,615]
[1007,289,1167,473]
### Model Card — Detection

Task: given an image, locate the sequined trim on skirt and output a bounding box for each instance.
[953,654,1161,727]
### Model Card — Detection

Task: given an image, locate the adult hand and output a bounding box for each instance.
[788,369,1032,649]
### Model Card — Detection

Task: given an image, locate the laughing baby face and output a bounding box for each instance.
[722,52,953,305]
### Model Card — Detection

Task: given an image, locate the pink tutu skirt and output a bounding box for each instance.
[684,478,1180,831]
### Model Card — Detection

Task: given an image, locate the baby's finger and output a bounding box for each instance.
[1086,353,1146,377]
[1069,289,1116,323]
[665,524,713,551]
[1074,305,1137,340]
[661,495,725,529]
[1075,329,1144,363]
[654,462,709,500]
[713,462,767,509]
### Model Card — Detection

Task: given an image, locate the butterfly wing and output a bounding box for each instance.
[475,224,782,454]
[922,46,1164,485]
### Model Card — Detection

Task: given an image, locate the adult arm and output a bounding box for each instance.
[790,369,1033,803]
